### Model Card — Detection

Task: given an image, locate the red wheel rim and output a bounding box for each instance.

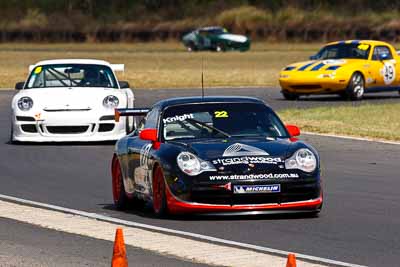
[112,157,122,203]
[153,167,165,213]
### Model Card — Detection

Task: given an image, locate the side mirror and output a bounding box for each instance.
[119,81,130,89]
[139,128,158,142]
[15,82,25,90]
[309,55,318,60]
[379,53,389,61]
[286,124,300,137]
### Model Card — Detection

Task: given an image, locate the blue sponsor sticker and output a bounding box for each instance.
[233,184,280,194]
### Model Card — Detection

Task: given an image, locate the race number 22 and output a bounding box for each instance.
[214,111,229,118]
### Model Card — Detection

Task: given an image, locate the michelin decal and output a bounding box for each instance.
[233,184,281,194]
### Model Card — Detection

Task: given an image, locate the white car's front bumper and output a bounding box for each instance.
[12,110,127,142]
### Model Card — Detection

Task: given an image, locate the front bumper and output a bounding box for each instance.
[166,186,323,214]
[12,110,126,142]
[279,72,349,94]
[166,177,322,214]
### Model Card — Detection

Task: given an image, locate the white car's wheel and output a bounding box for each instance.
[9,121,15,144]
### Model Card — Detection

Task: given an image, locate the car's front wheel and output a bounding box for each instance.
[282,91,299,100]
[152,165,168,217]
[345,72,364,100]
[187,42,197,52]
[215,43,226,52]
[9,123,14,144]
[111,155,129,210]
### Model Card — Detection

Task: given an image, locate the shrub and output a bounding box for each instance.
[216,6,272,32]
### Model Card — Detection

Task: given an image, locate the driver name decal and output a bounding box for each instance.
[163,113,194,124]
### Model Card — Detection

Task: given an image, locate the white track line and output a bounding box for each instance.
[303,131,400,145]
[0,193,365,267]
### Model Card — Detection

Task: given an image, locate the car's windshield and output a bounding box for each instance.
[314,43,371,60]
[203,27,227,35]
[25,64,118,89]
[162,103,289,141]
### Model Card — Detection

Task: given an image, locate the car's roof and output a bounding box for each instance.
[325,40,392,46]
[154,96,266,109]
[198,26,224,31]
[32,59,112,67]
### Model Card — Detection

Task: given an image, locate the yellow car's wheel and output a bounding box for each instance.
[282,91,299,101]
[345,72,364,101]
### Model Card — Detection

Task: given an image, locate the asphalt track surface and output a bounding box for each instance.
[0,217,208,267]
[1,88,400,267]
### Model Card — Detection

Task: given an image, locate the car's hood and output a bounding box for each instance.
[219,34,248,43]
[13,87,125,110]
[284,58,365,72]
[173,138,296,173]
[171,137,292,159]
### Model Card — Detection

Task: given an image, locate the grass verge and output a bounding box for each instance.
[0,42,322,89]
[279,103,400,142]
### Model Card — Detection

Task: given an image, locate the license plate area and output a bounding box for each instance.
[233,184,280,194]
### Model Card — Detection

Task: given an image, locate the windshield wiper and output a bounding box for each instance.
[186,118,231,138]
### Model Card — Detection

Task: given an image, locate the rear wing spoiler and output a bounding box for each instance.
[114,108,150,122]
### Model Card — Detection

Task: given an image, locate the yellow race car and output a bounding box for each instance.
[279,40,400,100]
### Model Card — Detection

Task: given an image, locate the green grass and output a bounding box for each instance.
[279,103,400,142]
[0,42,323,89]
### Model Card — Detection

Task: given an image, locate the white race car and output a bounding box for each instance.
[11,59,134,142]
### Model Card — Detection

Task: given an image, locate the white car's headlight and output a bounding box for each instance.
[17,97,33,111]
[103,95,119,108]
[285,148,317,172]
[177,152,216,176]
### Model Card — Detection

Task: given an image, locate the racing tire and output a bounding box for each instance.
[111,155,129,210]
[282,91,299,100]
[215,43,226,52]
[345,72,364,101]
[152,165,168,217]
[125,116,133,135]
[9,121,16,144]
[187,42,197,52]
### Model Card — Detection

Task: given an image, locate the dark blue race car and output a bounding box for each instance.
[111,96,323,216]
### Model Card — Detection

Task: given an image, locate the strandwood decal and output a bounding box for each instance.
[209,173,299,181]
[222,143,269,157]
[213,156,282,166]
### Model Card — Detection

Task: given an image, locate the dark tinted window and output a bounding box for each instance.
[372,46,393,60]
[144,108,159,129]
[162,103,289,141]
[314,43,370,60]
[26,64,118,89]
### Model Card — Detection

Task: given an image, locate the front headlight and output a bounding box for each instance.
[285,148,317,172]
[103,95,119,108]
[177,152,216,176]
[17,97,33,111]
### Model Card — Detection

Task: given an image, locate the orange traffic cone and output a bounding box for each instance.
[111,228,128,267]
[286,253,297,267]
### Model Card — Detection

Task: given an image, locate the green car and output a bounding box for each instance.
[182,26,250,52]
